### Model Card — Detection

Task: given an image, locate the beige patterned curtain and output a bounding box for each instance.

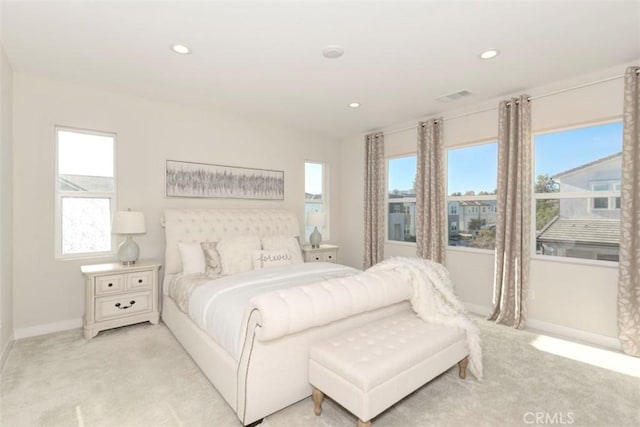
[618,66,640,357]
[416,119,446,263]
[489,95,531,329]
[364,132,385,269]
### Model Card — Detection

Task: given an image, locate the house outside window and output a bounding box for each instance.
[55,127,116,258]
[447,141,498,250]
[386,155,416,243]
[534,121,622,262]
[304,161,328,242]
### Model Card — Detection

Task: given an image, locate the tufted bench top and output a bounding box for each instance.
[310,311,465,392]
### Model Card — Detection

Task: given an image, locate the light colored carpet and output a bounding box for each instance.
[1,318,638,427]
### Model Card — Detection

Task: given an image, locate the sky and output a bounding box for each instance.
[388,121,623,195]
[305,162,323,195]
[58,130,114,177]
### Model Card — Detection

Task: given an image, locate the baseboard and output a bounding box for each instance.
[463,302,620,351]
[0,337,15,373]
[13,318,83,340]
[525,318,621,351]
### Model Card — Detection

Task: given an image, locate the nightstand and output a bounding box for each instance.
[302,244,339,263]
[80,260,161,339]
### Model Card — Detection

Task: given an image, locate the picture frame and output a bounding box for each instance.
[165,160,284,200]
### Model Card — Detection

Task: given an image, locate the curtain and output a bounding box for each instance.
[415,119,446,263]
[363,132,385,269]
[618,66,640,357]
[489,95,531,329]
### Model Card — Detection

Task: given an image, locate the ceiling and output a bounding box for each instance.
[2,0,639,140]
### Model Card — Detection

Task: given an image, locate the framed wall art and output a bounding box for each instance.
[165,160,284,200]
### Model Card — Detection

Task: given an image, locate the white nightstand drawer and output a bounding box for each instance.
[302,244,339,264]
[307,253,323,262]
[95,274,125,295]
[126,271,153,290]
[95,292,152,321]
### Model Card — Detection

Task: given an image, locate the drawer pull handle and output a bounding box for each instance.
[138,279,143,283]
[108,283,113,287]
[115,300,136,310]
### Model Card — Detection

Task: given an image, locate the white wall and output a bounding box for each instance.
[338,61,637,348]
[0,43,15,364]
[12,74,341,336]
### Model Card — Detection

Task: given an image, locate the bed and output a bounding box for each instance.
[160,208,414,425]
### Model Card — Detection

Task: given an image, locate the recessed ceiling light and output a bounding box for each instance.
[479,49,499,60]
[322,45,344,59]
[349,102,360,108]
[171,44,191,54]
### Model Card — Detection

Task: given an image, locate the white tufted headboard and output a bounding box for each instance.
[163,208,301,278]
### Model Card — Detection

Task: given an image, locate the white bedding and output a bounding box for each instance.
[186,262,358,360]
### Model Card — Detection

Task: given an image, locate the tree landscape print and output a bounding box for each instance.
[166,160,284,200]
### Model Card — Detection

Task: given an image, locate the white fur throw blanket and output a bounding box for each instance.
[369,257,483,381]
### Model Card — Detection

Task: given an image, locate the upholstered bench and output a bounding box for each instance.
[309,311,469,427]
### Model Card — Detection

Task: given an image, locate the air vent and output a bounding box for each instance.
[436,90,472,103]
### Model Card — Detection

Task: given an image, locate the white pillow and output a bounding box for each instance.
[252,249,293,270]
[217,236,261,275]
[261,235,303,264]
[178,242,206,274]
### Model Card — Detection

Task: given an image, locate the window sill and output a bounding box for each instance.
[385,240,416,247]
[531,254,619,269]
[56,252,117,262]
[446,246,495,256]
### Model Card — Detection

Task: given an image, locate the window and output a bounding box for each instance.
[534,121,622,262]
[304,161,328,242]
[387,155,416,242]
[55,127,116,258]
[446,142,498,249]
[591,182,611,209]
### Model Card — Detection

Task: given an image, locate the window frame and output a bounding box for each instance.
[445,139,498,252]
[531,118,622,265]
[304,160,330,242]
[385,153,417,245]
[54,126,117,260]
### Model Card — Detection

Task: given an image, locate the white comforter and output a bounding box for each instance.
[187,262,357,360]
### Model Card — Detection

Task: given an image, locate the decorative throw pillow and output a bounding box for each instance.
[261,235,304,264]
[217,236,261,275]
[178,241,206,274]
[252,249,293,270]
[200,241,222,276]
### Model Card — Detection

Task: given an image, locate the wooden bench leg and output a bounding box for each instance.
[357,420,371,427]
[458,356,469,379]
[312,387,324,416]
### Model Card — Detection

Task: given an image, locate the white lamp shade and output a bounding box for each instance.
[112,211,146,234]
[306,211,326,227]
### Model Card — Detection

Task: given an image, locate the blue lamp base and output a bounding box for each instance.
[118,235,140,265]
[309,226,322,249]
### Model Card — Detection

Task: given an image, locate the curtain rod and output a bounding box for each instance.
[383,70,636,136]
